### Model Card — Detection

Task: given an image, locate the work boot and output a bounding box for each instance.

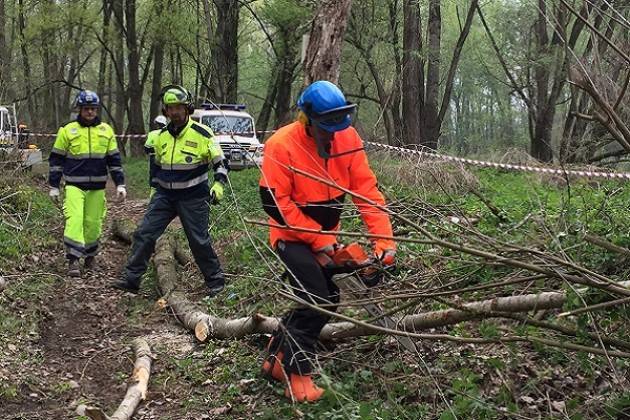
[112,278,139,294]
[261,337,286,383]
[67,259,80,278]
[205,275,225,299]
[284,373,325,402]
[84,256,96,271]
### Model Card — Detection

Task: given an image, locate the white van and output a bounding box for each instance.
[191,103,262,170]
[0,105,42,168]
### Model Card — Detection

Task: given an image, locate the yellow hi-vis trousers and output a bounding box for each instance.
[63,185,107,259]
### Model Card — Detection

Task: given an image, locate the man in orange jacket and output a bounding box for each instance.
[259,80,396,402]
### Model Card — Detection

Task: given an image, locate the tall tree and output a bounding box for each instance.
[111,0,126,135]
[149,41,165,128]
[212,0,240,102]
[402,0,422,147]
[0,0,9,100]
[346,1,397,143]
[387,0,404,144]
[97,0,112,103]
[125,0,146,156]
[303,0,353,84]
[248,0,311,131]
[399,0,478,149]
[560,1,630,162]
[17,0,36,125]
[477,1,592,162]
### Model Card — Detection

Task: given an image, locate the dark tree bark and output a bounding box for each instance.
[125,0,145,156]
[421,0,441,150]
[401,0,477,150]
[0,0,9,100]
[212,0,239,102]
[111,0,127,139]
[387,0,404,145]
[402,0,423,147]
[274,57,298,127]
[17,0,35,125]
[303,0,353,84]
[530,0,555,162]
[149,41,165,129]
[200,0,218,99]
[97,0,112,104]
[257,73,278,135]
[41,43,58,129]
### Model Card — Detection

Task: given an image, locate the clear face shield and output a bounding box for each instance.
[309,105,359,159]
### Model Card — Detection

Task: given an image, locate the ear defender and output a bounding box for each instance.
[160,84,194,114]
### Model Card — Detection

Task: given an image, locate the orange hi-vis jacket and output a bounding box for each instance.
[259,121,395,254]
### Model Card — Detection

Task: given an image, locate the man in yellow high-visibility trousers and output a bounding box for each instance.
[48,90,126,277]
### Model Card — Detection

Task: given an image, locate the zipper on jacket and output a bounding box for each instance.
[170,132,177,190]
[88,126,92,183]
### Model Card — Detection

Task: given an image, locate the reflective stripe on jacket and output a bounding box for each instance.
[259,121,395,252]
[153,118,227,194]
[49,120,124,190]
[145,129,160,188]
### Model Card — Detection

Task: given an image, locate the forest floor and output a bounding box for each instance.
[0,156,629,419]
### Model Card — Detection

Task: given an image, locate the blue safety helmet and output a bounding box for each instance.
[297,81,356,132]
[75,90,101,108]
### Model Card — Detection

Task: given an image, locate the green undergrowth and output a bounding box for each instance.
[86,157,630,418]
[0,173,60,403]
[121,157,152,199]
[0,177,59,264]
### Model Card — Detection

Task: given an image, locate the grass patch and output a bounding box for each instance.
[0,179,59,264]
[116,155,630,418]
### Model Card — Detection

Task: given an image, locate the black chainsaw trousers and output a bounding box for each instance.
[270,241,340,375]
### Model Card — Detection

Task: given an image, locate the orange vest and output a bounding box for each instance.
[259,121,395,253]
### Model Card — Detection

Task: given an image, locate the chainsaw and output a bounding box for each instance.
[319,242,418,353]
[314,242,390,286]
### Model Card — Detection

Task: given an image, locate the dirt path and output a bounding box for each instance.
[1,196,226,419]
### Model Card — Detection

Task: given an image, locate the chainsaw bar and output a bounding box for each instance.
[337,275,418,353]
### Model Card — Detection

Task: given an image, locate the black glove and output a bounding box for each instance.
[359,268,383,287]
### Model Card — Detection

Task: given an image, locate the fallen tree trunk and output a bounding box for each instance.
[83,338,152,420]
[151,230,569,341]
[112,219,135,244]
[319,291,566,339]
[153,236,282,341]
[113,220,630,354]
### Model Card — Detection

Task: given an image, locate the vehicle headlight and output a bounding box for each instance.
[252,145,263,158]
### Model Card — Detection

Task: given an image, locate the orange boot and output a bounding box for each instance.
[262,351,286,382]
[284,373,325,402]
[261,337,286,382]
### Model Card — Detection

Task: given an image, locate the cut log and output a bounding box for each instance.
[112,219,136,244]
[84,338,152,420]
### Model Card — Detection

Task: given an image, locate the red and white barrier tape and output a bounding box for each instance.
[20,132,630,180]
[366,142,630,181]
[23,130,276,139]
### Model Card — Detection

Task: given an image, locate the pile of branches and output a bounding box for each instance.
[113,181,630,359]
